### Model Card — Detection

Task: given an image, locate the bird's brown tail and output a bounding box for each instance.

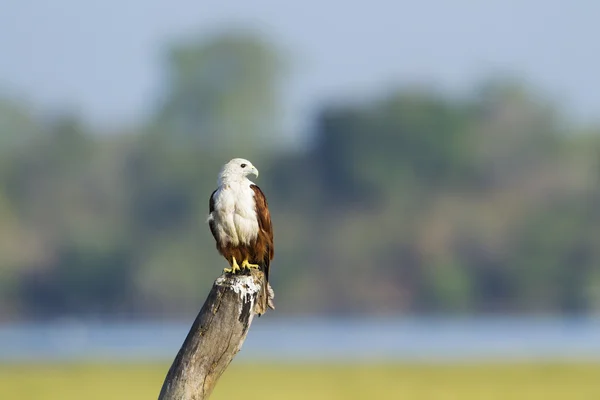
[257,260,273,316]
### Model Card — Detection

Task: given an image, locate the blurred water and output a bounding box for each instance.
[1,317,600,363]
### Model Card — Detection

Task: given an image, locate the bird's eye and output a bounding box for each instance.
[241,163,247,168]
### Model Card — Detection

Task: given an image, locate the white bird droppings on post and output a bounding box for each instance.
[216,275,259,311]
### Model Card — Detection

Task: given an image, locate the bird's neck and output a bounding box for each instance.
[218,175,252,187]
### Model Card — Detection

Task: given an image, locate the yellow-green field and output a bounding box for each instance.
[1,362,599,399]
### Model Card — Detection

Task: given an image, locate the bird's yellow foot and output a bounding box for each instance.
[241,259,260,270]
[224,257,241,274]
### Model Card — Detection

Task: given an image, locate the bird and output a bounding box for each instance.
[207,158,274,310]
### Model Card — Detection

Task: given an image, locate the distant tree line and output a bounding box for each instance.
[0,31,599,321]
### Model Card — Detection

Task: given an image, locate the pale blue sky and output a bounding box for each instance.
[1,0,599,139]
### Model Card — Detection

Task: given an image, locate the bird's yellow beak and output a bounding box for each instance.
[251,166,259,178]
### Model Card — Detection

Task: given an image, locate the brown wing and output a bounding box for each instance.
[251,184,274,282]
[208,189,218,243]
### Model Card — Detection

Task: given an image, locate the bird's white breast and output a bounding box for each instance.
[210,181,259,246]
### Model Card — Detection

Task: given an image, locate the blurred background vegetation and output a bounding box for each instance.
[1,26,599,322]
[3,3,600,399]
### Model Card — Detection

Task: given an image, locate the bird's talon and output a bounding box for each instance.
[241,259,260,270]
[224,257,241,274]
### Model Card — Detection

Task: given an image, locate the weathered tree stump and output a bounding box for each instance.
[158,268,274,400]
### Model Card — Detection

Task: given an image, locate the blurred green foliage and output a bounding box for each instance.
[0,31,599,320]
[1,362,599,400]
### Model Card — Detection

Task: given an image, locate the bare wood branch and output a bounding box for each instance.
[158,269,274,400]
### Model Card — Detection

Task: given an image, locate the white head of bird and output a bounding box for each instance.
[218,158,259,185]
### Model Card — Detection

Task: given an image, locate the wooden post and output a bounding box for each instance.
[158,269,274,400]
